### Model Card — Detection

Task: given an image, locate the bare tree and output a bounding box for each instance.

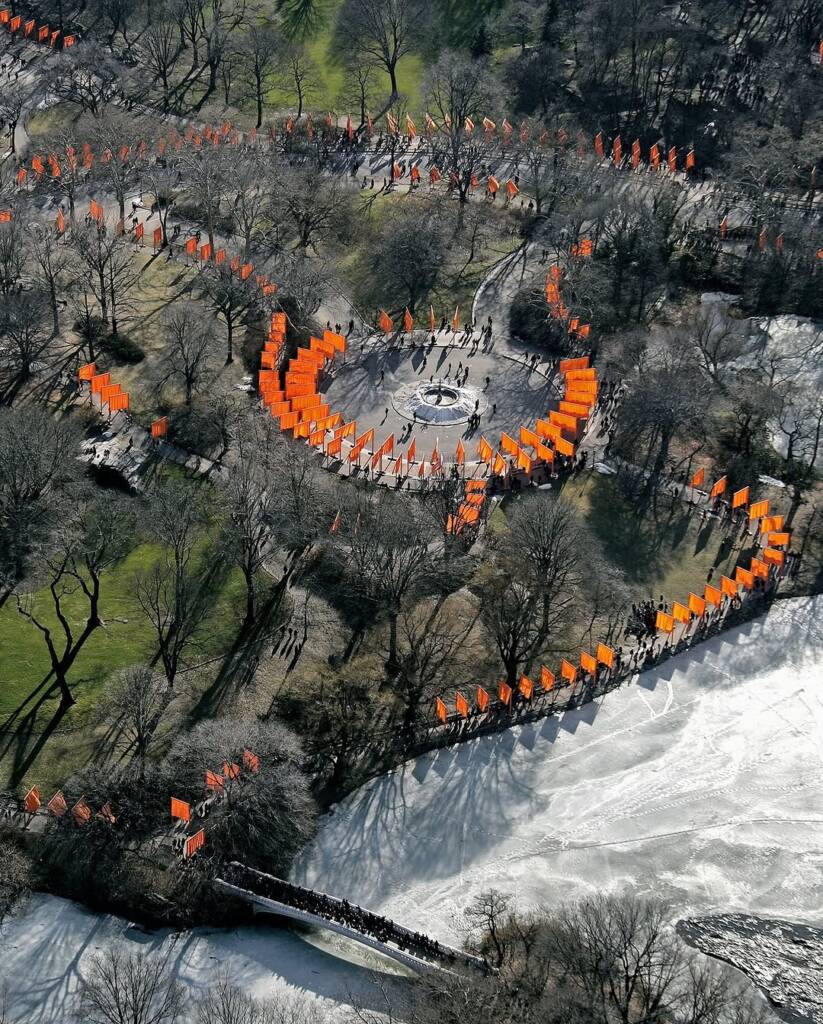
[135,480,212,687]
[463,889,514,970]
[516,133,585,217]
[173,0,207,70]
[348,893,768,1024]
[773,384,823,520]
[87,0,140,49]
[202,0,249,100]
[179,144,232,254]
[336,0,416,100]
[79,948,184,1024]
[0,290,53,391]
[344,491,437,673]
[680,305,756,389]
[274,165,352,252]
[106,665,172,777]
[274,45,318,119]
[239,20,281,129]
[424,52,497,213]
[158,304,217,406]
[548,895,685,1024]
[196,974,325,1024]
[0,80,26,159]
[340,55,380,127]
[267,437,335,551]
[70,224,138,340]
[142,20,182,111]
[141,159,183,250]
[218,418,284,628]
[15,493,133,709]
[227,148,278,257]
[478,574,544,688]
[162,715,316,872]
[369,205,445,313]
[197,263,255,364]
[0,834,30,929]
[0,216,26,299]
[505,495,593,639]
[48,42,122,115]
[28,222,78,336]
[0,406,79,584]
[614,335,712,506]
[218,32,245,105]
[395,595,481,733]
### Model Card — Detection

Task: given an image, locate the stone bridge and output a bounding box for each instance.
[215,862,489,977]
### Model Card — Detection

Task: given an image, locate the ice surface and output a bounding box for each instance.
[295,596,823,943]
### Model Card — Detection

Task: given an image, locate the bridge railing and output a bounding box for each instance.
[219,862,488,974]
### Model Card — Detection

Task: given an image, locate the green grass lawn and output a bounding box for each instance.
[562,473,748,603]
[0,542,247,793]
[264,0,425,115]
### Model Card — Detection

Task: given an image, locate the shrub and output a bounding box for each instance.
[168,405,224,458]
[104,331,145,365]
[509,286,575,356]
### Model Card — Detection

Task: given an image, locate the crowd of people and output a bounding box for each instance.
[437,565,788,740]
[223,865,472,967]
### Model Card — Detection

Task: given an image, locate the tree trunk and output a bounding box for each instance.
[541,593,550,637]
[225,316,234,364]
[109,265,118,339]
[54,670,76,710]
[386,610,399,673]
[255,69,264,128]
[243,567,256,627]
[48,280,59,335]
[98,268,108,324]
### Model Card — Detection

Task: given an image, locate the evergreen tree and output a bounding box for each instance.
[471,19,493,59]
[541,0,559,43]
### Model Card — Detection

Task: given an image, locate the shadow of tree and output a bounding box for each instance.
[582,476,669,583]
[187,575,290,722]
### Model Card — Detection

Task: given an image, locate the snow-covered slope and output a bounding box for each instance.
[294,596,823,942]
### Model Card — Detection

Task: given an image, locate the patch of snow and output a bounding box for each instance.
[732,315,823,466]
[0,894,398,1023]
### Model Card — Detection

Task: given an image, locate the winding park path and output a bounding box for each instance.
[3,28,571,491]
[4,26,818,498]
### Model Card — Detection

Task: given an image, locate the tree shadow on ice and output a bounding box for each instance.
[634,597,820,697]
[559,698,600,734]
[7,901,108,1024]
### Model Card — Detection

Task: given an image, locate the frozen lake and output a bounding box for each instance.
[295,595,823,940]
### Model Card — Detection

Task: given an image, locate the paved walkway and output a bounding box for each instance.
[322,325,556,463]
